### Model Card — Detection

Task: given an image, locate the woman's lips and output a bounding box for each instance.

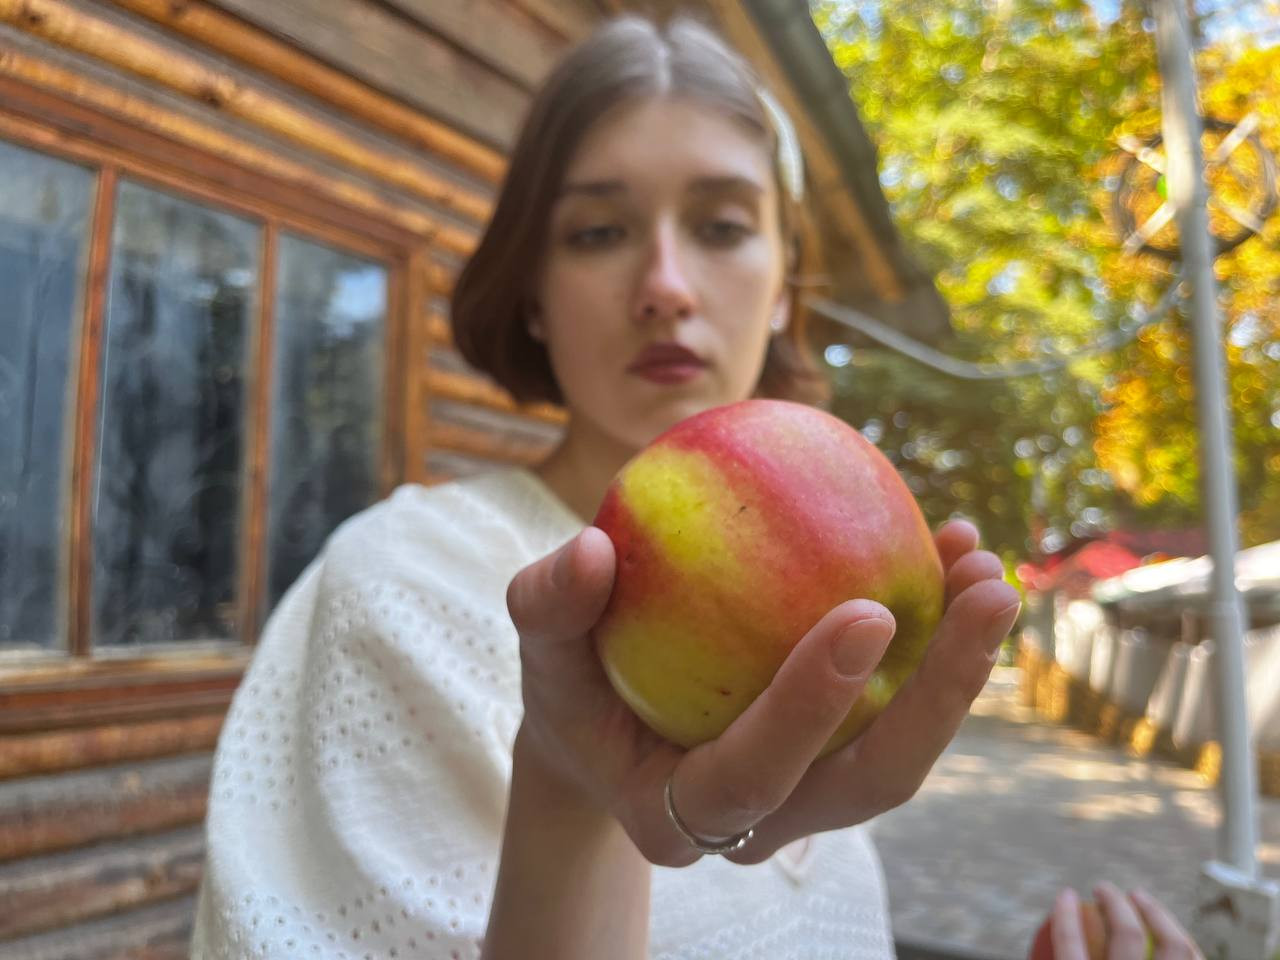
[630,363,706,384]
[627,343,707,384]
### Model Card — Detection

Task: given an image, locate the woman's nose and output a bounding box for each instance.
[634,223,695,325]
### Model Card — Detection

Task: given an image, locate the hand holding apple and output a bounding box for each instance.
[1030,884,1196,960]
[507,400,1021,867]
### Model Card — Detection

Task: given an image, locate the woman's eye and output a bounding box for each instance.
[697,220,752,246]
[566,224,625,249]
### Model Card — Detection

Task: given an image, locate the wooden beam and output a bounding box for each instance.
[237,223,275,647]
[0,0,492,225]
[426,368,566,426]
[699,0,903,300]
[0,658,245,735]
[404,251,433,487]
[0,653,248,688]
[428,421,555,467]
[66,165,115,659]
[507,0,594,42]
[0,754,211,861]
[0,825,203,940]
[104,0,506,183]
[426,311,454,347]
[425,260,457,297]
[0,689,234,735]
[209,0,528,149]
[381,0,563,89]
[0,712,224,780]
[0,53,476,255]
[380,256,411,497]
[0,891,196,960]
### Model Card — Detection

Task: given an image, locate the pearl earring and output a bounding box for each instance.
[526,303,546,342]
[770,311,788,334]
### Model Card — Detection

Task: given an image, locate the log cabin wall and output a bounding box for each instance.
[0,2,910,955]
[0,1,584,954]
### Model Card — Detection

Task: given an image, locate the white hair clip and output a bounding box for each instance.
[757,86,805,204]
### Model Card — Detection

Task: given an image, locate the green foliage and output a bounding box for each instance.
[813,0,1280,561]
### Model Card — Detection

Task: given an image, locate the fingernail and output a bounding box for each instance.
[552,535,578,589]
[833,617,893,678]
[986,600,1021,650]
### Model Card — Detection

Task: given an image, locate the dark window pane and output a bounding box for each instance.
[0,140,94,652]
[267,234,386,614]
[93,180,260,647]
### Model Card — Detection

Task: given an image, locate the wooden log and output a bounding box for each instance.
[208,0,529,149]
[425,368,566,426]
[0,825,203,940]
[428,421,554,467]
[0,891,196,960]
[0,754,211,861]
[507,0,594,42]
[104,0,505,183]
[0,658,244,735]
[381,0,564,88]
[425,260,457,297]
[0,51,475,255]
[0,712,224,780]
[0,0,492,224]
[426,311,454,347]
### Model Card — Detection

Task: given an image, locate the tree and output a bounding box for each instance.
[813,0,1280,562]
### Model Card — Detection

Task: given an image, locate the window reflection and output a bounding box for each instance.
[267,234,386,615]
[0,140,94,651]
[92,180,260,646]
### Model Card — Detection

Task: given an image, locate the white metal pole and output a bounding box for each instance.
[1150,6,1279,957]
[1152,0,1258,878]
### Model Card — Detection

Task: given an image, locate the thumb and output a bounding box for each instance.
[507,526,616,647]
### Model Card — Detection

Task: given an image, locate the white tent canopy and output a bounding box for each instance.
[1093,539,1280,607]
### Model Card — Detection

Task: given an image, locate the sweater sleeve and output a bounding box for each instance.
[192,485,532,960]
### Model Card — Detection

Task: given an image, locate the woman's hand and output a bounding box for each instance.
[507,518,1020,866]
[1044,884,1203,959]
[707,517,1022,863]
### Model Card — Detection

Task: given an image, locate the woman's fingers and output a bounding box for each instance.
[735,574,1020,855]
[507,527,615,653]
[1130,888,1202,959]
[841,577,1020,809]
[1096,882,1160,958]
[646,600,894,863]
[935,518,979,573]
[1051,888,1090,960]
[945,549,1005,606]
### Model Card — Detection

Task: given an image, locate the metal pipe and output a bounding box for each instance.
[1152,0,1258,877]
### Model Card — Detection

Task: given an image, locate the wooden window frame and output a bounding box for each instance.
[0,77,425,721]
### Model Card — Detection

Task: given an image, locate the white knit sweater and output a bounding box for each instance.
[191,468,897,959]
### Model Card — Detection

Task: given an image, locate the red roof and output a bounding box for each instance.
[1016,529,1206,598]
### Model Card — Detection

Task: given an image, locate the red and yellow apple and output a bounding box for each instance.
[591,398,945,754]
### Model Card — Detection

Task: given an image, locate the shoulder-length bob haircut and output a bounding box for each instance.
[449,13,829,409]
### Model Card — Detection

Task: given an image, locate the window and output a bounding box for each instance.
[0,131,403,662]
[0,141,95,651]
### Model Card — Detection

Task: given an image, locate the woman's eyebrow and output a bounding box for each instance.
[688,175,765,196]
[557,175,765,199]
[558,179,626,198]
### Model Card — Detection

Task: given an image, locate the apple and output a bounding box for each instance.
[592,398,945,754]
[1028,900,1155,960]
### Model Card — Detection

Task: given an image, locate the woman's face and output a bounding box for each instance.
[534,95,789,453]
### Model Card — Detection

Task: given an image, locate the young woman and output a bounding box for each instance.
[192,15,1023,959]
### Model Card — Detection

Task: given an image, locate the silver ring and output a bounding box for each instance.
[663,773,755,856]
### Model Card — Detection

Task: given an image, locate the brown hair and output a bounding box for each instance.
[450,13,829,408]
